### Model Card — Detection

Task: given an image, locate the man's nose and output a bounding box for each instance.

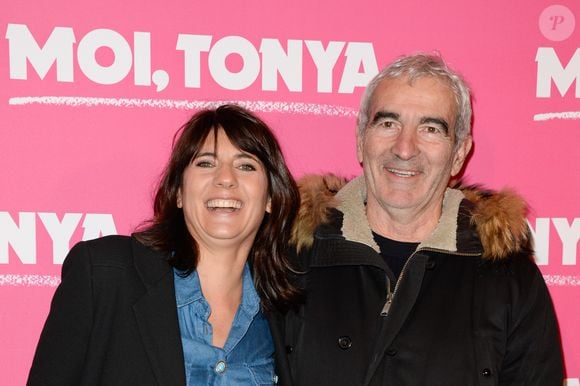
[391,128,419,160]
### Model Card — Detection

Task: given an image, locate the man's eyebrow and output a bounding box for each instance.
[370,111,400,125]
[420,117,450,134]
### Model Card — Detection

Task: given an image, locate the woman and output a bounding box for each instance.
[28,104,300,386]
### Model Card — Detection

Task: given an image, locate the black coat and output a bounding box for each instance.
[278,177,563,386]
[27,236,290,386]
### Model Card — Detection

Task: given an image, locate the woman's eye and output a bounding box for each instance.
[195,160,214,168]
[238,163,257,171]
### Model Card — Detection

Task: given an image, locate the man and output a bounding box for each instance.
[275,54,563,385]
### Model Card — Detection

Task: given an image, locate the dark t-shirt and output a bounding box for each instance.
[372,232,419,280]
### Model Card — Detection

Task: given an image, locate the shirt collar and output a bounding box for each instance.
[173,268,204,307]
[173,263,260,315]
[240,263,260,316]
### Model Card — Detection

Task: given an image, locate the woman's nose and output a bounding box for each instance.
[214,165,237,188]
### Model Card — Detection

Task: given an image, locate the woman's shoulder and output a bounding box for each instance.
[67,235,137,268]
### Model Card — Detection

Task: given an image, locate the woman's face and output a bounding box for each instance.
[177,128,271,253]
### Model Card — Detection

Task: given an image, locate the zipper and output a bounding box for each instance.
[380,276,393,316]
[380,253,411,317]
[379,248,480,317]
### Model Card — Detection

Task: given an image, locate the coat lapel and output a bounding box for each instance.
[131,239,186,386]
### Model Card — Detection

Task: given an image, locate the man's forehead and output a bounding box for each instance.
[365,76,459,140]
[369,76,457,115]
[373,75,453,96]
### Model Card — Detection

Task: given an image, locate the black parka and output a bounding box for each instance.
[274,175,563,386]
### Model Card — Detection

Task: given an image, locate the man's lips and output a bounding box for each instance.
[385,167,420,177]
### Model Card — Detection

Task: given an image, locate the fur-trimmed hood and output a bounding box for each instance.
[291,174,532,260]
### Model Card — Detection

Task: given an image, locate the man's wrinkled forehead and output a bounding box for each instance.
[368,75,457,108]
[371,74,455,101]
[367,76,458,130]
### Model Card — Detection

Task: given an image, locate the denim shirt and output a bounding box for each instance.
[174,264,277,385]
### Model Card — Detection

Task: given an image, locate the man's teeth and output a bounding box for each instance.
[206,199,242,209]
[387,168,418,177]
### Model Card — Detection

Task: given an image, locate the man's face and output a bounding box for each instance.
[357,76,472,222]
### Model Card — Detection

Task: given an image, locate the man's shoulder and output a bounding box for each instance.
[475,249,547,300]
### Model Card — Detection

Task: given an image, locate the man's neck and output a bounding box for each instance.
[366,201,442,242]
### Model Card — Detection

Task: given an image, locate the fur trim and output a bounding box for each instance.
[462,186,532,261]
[291,174,348,252]
[292,174,532,260]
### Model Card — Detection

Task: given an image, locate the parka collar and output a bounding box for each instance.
[292,174,531,260]
[335,176,470,255]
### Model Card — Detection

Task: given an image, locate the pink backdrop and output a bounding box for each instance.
[1,0,578,384]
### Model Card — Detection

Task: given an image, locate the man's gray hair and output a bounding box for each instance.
[357,53,472,148]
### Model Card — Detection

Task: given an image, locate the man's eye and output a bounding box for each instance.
[371,120,396,130]
[424,126,444,135]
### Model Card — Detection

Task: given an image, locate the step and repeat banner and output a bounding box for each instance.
[1,0,578,384]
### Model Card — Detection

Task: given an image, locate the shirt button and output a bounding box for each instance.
[337,336,352,349]
[215,360,227,374]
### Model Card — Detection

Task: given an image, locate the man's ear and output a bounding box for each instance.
[356,133,364,164]
[451,135,473,177]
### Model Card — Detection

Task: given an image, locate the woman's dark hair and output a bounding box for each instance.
[135,104,300,311]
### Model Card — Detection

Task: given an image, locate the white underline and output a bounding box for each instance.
[8,96,358,118]
[543,275,580,287]
[0,273,578,287]
[533,111,580,121]
[0,274,60,287]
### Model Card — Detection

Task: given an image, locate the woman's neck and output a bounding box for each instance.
[195,250,248,348]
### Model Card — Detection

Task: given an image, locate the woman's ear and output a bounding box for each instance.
[177,189,183,208]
